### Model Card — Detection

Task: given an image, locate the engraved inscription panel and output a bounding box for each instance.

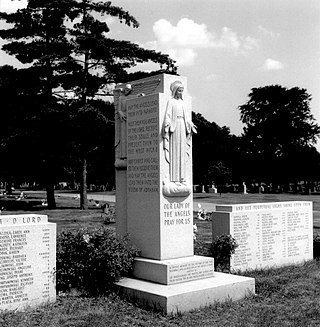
[0,215,56,311]
[127,96,159,193]
[227,202,313,271]
[168,259,214,284]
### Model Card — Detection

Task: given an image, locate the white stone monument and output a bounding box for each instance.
[0,214,56,311]
[212,201,313,271]
[243,182,247,194]
[209,184,218,193]
[114,74,254,314]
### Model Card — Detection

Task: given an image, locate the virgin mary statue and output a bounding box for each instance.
[163,81,196,185]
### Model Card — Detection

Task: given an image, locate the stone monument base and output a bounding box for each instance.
[133,256,215,285]
[116,272,255,314]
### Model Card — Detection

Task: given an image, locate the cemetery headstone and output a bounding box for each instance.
[243,182,247,194]
[212,201,313,271]
[0,214,56,311]
[209,184,218,194]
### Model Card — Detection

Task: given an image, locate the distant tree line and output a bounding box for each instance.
[193,85,320,193]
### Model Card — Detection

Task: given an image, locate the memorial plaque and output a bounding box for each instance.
[0,214,56,311]
[133,256,214,285]
[127,95,160,194]
[168,258,214,284]
[212,202,313,271]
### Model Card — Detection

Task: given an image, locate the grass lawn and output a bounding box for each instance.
[1,191,320,326]
[0,192,114,233]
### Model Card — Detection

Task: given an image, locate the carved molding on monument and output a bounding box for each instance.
[130,78,161,96]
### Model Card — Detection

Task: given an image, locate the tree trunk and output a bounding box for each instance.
[44,12,56,210]
[43,158,56,209]
[45,159,56,208]
[80,157,88,210]
[46,182,56,209]
[5,180,13,195]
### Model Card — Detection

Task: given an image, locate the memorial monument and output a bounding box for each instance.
[114,74,254,314]
[0,214,56,311]
[212,201,313,271]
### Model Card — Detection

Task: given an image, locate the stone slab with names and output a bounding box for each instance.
[114,73,255,314]
[212,201,313,271]
[0,214,56,311]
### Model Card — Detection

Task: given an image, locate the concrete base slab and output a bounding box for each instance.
[116,272,255,314]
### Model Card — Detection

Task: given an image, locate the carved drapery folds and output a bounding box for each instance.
[162,81,196,197]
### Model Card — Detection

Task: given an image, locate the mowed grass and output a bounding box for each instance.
[1,191,320,326]
[0,191,115,233]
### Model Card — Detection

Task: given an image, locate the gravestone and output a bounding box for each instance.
[212,201,313,271]
[114,74,254,314]
[209,184,218,194]
[243,182,247,194]
[0,214,56,311]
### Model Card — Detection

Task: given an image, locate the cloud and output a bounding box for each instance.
[149,18,213,66]
[214,28,259,53]
[0,0,27,13]
[153,18,215,48]
[242,36,260,52]
[261,58,284,71]
[258,25,280,40]
[146,18,258,67]
[204,73,221,82]
[215,27,241,50]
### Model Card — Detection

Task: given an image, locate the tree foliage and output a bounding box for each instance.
[205,162,232,191]
[192,112,239,185]
[239,85,320,183]
[0,65,74,191]
[239,85,320,155]
[0,0,177,208]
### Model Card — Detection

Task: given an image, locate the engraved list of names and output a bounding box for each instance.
[127,95,159,194]
[214,202,313,271]
[229,202,313,270]
[0,214,56,311]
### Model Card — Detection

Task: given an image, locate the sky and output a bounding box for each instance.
[0,0,319,145]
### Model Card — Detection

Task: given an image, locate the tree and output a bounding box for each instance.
[0,0,74,207]
[238,85,320,183]
[62,0,176,208]
[205,162,232,194]
[0,65,29,192]
[192,112,238,186]
[0,65,73,195]
[0,0,176,209]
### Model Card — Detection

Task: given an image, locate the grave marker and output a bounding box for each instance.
[212,201,313,271]
[0,214,56,311]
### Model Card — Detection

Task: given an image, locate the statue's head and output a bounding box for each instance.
[170,81,184,99]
